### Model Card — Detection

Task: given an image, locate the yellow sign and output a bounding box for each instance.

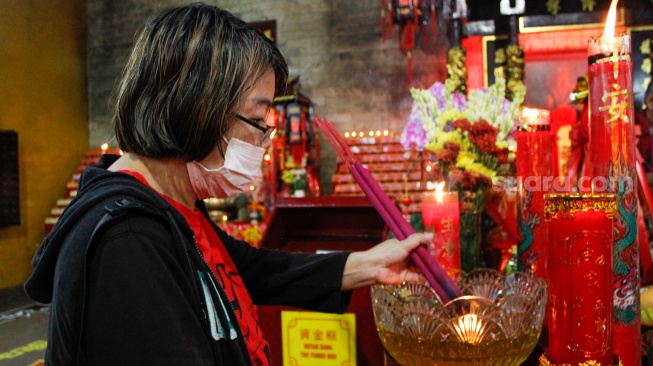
[281,311,356,366]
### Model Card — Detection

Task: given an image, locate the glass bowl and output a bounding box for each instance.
[371,269,546,366]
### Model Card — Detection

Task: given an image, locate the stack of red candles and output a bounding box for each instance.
[315,118,463,303]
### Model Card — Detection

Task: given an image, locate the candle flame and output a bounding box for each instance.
[100,143,108,151]
[604,0,618,39]
[435,181,445,203]
[453,313,485,345]
[521,107,538,120]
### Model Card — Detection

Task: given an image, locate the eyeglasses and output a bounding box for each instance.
[234,113,275,146]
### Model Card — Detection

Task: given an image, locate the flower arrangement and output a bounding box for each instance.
[401,73,525,210]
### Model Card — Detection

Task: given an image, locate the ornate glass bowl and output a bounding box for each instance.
[371,269,547,366]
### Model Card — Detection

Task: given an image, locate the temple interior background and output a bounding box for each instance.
[4,0,649,289]
[2,1,653,364]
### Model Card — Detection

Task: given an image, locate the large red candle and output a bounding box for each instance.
[422,185,461,271]
[516,107,553,279]
[544,193,617,365]
[587,4,640,363]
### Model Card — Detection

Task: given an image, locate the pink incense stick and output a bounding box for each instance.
[316,118,462,301]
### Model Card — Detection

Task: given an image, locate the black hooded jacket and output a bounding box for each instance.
[24,154,352,365]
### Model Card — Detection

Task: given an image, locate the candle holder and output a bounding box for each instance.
[587,28,640,364]
[371,269,546,366]
[542,193,617,365]
[422,187,460,271]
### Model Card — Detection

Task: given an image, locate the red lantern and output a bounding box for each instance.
[380,0,437,85]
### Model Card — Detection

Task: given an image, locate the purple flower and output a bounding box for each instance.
[452,92,467,111]
[501,100,510,114]
[428,82,447,112]
[400,103,428,150]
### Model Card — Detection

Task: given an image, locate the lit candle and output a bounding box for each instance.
[221,214,228,226]
[516,107,552,278]
[544,193,616,365]
[421,182,461,271]
[587,1,639,363]
[100,143,108,154]
[453,313,484,345]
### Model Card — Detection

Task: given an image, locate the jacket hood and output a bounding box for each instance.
[23,154,177,303]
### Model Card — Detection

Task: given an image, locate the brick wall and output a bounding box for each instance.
[87,0,450,193]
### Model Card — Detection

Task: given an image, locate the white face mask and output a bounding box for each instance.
[186,137,266,199]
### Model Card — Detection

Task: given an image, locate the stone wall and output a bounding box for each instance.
[87,0,450,193]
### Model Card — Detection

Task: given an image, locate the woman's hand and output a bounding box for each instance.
[341,233,433,291]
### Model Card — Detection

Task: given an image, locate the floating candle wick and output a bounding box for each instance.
[453,313,485,345]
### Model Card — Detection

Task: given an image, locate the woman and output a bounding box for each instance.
[24,4,432,365]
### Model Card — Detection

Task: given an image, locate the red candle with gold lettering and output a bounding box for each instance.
[587,2,639,364]
[544,194,617,365]
[422,183,460,271]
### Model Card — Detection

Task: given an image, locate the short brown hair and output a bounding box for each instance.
[112,3,288,161]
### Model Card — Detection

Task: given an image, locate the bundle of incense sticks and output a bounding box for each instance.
[315,118,462,302]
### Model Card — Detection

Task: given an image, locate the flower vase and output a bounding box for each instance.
[457,189,486,272]
[459,209,482,272]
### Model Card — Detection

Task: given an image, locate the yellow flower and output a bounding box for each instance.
[439,109,466,125]
[456,152,496,179]
[281,170,295,184]
[241,225,262,247]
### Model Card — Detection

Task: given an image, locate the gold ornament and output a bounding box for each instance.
[543,193,618,221]
[446,46,467,94]
[580,0,596,12]
[546,0,561,15]
[505,44,525,101]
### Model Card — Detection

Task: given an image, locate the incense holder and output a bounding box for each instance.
[371,269,546,365]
